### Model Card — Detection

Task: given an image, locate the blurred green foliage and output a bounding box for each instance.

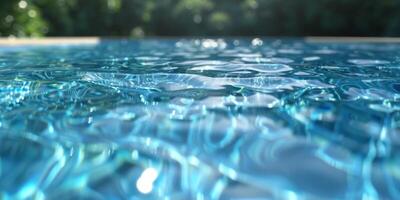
[1,0,400,37]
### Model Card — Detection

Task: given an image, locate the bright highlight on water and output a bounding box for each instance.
[0,38,399,200]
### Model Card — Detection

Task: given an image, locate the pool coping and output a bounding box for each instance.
[0,37,400,46]
[0,37,100,46]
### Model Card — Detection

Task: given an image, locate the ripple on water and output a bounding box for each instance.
[348,59,390,65]
[230,76,333,91]
[81,72,231,91]
[303,56,320,61]
[241,63,293,73]
[192,63,293,73]
[241,57,294,63]
[197,93,280,109]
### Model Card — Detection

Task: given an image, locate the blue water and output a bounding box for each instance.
[0,38,399,200]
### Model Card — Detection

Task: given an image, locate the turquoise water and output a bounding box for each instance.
[0,39,399,200]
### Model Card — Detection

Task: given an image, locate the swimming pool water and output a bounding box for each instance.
[0,39,399,200]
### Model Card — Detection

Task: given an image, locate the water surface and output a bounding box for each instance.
[0,38,400,200]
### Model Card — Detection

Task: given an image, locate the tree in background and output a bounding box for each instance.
[1,0,400,37]
[0,0,47,37]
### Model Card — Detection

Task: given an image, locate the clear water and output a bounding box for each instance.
[0,39,400,200]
